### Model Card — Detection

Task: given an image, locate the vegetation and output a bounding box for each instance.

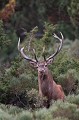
[0,99,79,120]
[0,0,79,119]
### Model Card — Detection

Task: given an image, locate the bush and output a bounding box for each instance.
[66,94,79,105]
[68,40,79,59]
[0,99,79,120]
[16,111,33,120]
[57,69,79,94]
[50,100,79,120]
[0,109,12,120]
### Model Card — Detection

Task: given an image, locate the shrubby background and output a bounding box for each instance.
[0,0,79,120]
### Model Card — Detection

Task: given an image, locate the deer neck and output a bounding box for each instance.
[38,69,53,96]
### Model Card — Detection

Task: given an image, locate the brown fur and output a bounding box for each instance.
[37,62,65,107]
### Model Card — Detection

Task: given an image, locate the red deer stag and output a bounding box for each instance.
[18,32,65,107]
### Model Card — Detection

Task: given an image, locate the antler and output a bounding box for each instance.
[33,49,38,62]
[18,38,38,63]
[46,32,64,62]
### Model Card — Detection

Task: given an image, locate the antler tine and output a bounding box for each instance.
[60,32,64,39]
[18,38,37,63]
[46,32,64,62]
[18,38,20,51]
[33,49,38,62]
[42,46,46,61]
[53,32,63,42]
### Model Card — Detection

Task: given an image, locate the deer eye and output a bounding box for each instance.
[45,64,47,67]
[36,64,39,68]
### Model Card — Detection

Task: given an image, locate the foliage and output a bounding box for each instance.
[0,0,79,40]
[67,0,79,27]
[0,20,10,48]
[67,0,79,38]
[0,19,18,64]
[50,50,79,94]
[0,0,16,22]
[51,101,79,120]
[58,69,79,94]
[68,40,79,59]
[0,100,79,120]
[51,51,79,76]
[66,94,79,105]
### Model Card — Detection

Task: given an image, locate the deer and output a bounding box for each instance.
[18,32,65,108]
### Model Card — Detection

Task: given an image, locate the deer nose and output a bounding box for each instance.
[40,70,43,73]
[38,68,45,73]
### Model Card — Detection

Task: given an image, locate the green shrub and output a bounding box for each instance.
[50,100,79,120]
[57,69,79,94]
[66,94,79,105]
[68,40,79,59]
[0,109,12,120]
[53,117,69,120]
[16,111,33,120]
[0,100,79,120]
[35,108,53,120]
[0,20,10,49]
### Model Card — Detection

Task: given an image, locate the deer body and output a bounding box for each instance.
[37,61,65,102]
[18,32,65,107]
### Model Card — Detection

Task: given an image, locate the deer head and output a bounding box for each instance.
[18,32,65,107]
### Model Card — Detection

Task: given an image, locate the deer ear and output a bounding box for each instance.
[30,61,37,68]
[47,58,54,65]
